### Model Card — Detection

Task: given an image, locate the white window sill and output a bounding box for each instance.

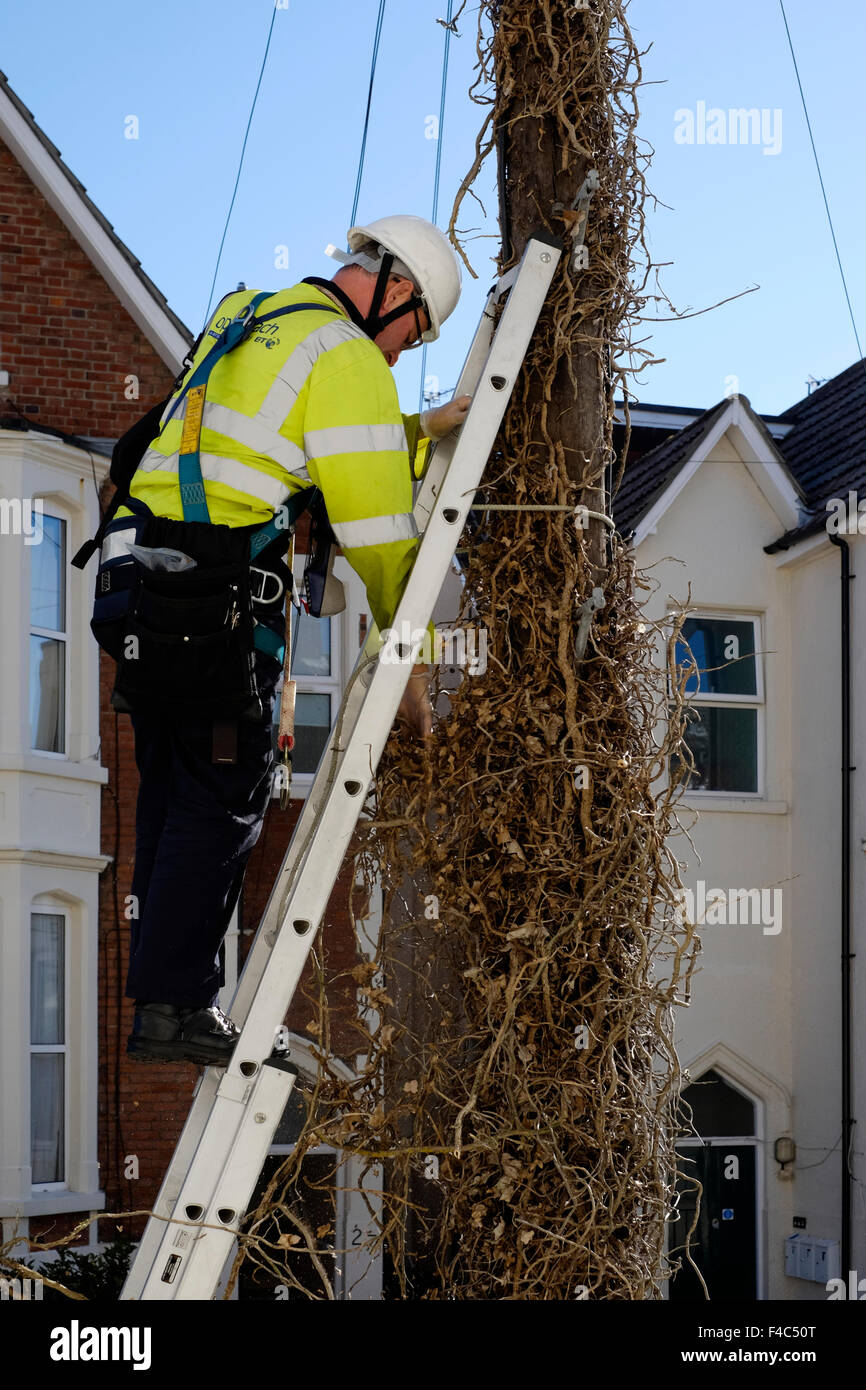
[0,755,108,785]
[678,796,788,815]
[0,1190,106,1218]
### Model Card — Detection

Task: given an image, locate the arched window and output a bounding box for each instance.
[680,1066,756,1137]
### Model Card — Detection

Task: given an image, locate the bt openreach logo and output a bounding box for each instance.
[0,496,44,544]
[673,881,783,936]
[379,621,488,675]
[674,103,782,156]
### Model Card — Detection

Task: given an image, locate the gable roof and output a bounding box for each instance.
[0,69,191,372]
[614,393,803,545]
[765,359,866,549]
[615,358,866,551]
[612,399,731,536]
[614,398,794,443]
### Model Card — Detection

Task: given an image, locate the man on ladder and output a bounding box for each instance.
[91,215,470,1070]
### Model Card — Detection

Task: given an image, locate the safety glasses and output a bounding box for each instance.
[400,303,429,351]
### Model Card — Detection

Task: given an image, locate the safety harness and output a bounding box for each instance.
[161,291,340,663]
[76,292,342,670]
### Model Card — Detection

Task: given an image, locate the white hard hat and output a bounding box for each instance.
[333,215,462,342]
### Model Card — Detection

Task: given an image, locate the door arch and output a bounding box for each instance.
[669,1066,760,1301]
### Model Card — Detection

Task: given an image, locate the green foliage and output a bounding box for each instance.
[19,1234,135,1301]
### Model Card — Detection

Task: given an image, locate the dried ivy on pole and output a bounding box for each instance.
[232,0,702,1302]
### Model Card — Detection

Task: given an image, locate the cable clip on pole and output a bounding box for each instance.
[575,586,606,662]
[553,168,599,272]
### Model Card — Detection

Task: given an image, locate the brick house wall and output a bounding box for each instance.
[0,139,170,437]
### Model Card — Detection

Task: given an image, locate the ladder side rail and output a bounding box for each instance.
[410,303,495,612]
[119,1069,223,1299]
[413,285,497,528]
[135,1062,299,1301]
[119,642,381,1299]
[119,636,382,1299]
[228,233,563,1065]
[221,275,502,1000]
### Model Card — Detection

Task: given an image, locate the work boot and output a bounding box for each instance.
[126,1001,240,1067]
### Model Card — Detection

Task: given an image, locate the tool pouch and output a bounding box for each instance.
[110,514,265,722]
[91,509,150,661]
[304,493,346,618]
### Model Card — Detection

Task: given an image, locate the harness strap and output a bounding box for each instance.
[251,624,285,661]
[173,290,273,523]
[165,294,340,666]
[163,297,338,432]
[171,296,338,528]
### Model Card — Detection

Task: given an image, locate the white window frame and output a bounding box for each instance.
[668,609,765,799]
[29,507,70,760]
[271,557,343,799]
[29,907,69,1194]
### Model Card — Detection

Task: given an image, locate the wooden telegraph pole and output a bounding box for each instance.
[491,1,611,573]
[410,0,689,1300]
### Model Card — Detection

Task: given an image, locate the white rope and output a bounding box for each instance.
[472,503,616,529]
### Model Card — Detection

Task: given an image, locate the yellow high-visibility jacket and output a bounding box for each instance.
[120,281,438,653]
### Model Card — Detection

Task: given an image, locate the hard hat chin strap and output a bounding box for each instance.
[361,252,427,339]
[324,245,428,339]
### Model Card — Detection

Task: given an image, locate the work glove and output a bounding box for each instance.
[419,394,472,440]
[395,663,434,741]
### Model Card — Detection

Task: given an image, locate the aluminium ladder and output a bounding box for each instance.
[121,229,563,1301]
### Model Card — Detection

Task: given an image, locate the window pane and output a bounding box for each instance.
[676,618,757,697]
[239,1153,336,1300]
[31,1053,64,1184]
[30,636,65,752]
[273,1086,312,1145]
[679,1068,756,1137]
[292,608,331,677]
[273,691,332,776]
[30,513,66,631]
[31,913,65,1045]
[672,706,758,793]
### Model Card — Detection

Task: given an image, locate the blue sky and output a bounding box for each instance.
[2,0,862,416]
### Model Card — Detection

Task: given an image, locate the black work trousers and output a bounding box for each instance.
[125,650,280,1009]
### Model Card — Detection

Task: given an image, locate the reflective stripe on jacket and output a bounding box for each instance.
[123,283,437,649]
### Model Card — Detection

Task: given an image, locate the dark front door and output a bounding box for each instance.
[670,1143,757,1300]
[238,1151,337,1301]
